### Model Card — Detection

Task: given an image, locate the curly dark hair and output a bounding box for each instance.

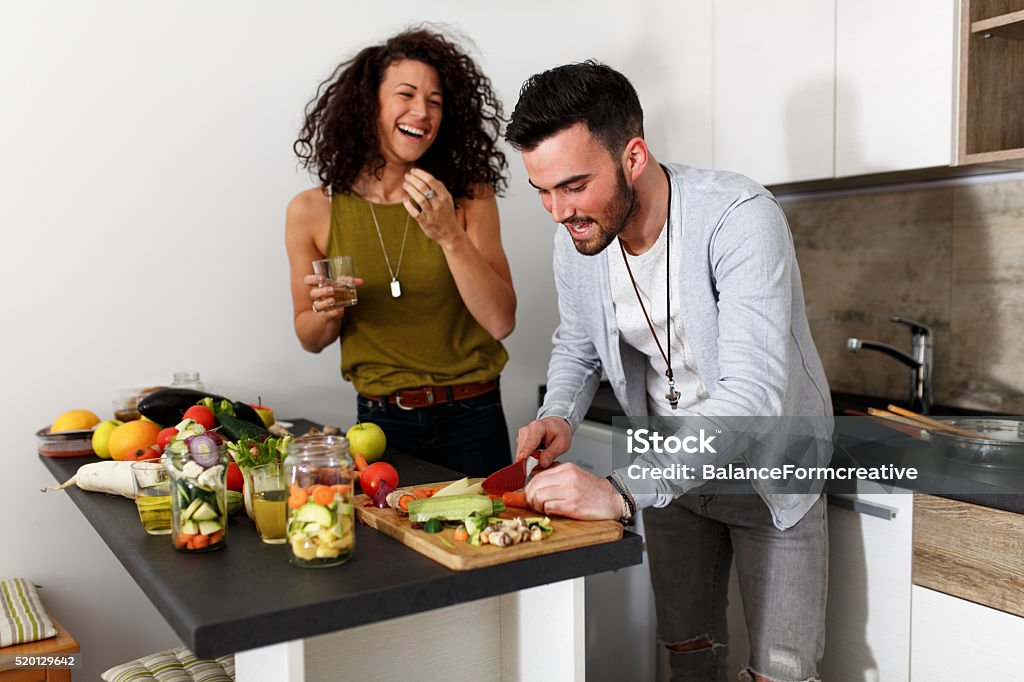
[294,27,507,200]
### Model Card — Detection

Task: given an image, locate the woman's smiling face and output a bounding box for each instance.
[376,59,443,166]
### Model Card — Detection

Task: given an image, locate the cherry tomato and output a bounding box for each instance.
[157,427,178,450]
[360,462,399,498]
[226,462,243,492]
[182,405,216,430]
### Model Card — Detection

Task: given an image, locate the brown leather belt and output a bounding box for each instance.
[362,380,498,410]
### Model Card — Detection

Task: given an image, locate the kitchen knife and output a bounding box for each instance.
[481,452,540,495]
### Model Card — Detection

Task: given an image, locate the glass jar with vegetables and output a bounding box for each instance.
[283,435,355,567]
[165,432,228,553]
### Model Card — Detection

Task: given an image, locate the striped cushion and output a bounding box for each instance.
[0,578,58,647]
[100,646,235,682]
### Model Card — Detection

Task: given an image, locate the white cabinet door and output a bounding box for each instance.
[819,492,914,682]
[712,0,835,185]
[910,586,1024,679]
[835,0,957,176]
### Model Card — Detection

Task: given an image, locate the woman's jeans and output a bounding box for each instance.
[356,385,511,478]
[643,493,827,682]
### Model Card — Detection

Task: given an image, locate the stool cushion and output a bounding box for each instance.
[100,646,235,682]
[0,578,57,647]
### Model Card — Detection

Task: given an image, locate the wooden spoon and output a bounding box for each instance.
[885,404,987,439]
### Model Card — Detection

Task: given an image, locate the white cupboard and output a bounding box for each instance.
[835,0,958,177]
[910,586,1024,679]
[819,492,914,682]
[712,0,835,186]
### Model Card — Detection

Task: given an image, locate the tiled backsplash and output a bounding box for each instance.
[784,178,1024,414]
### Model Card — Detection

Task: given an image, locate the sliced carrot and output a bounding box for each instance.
[502,491,529,509]
[453,526,469,542]
[289,482,302,495]
[208,530,224,545]
[185,538,195,550]
[413,488,432,499]
[192,534,209,549]
[354,453,369,471]
[175,533,193,548]
[330,484,351,495]
[288,488,308,509]
[398,494,415,511]
[312,486,334,506]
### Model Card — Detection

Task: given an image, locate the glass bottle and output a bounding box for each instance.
[283,435,355,567]
[171,371,204,391]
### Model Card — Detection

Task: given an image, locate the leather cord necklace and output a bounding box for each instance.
[617,173,680,409]
[367,201,410,298]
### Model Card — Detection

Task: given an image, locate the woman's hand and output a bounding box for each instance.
[304,273,364,320]
[402,168,460,246]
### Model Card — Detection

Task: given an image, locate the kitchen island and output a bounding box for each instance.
[39,432,642,682]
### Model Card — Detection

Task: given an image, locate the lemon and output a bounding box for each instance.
[51,409,101,433]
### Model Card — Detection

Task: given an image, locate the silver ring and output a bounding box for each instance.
[423,189,435,200]
[312,301,319,313]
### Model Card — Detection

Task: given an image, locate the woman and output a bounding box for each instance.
[286,28,516,477]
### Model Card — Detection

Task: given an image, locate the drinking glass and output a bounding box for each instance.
[311,256,358,309]
[131,460,171,535]
[250,463,287,544]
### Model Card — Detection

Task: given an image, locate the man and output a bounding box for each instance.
[505,62,832,682]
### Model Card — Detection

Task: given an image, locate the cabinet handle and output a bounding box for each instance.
[827,495,898,520]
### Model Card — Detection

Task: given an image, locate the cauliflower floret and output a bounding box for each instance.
[182,461,204,479]
[197,464,224,490]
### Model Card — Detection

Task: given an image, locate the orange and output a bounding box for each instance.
[107,420,161,461]
[51,409,100,432]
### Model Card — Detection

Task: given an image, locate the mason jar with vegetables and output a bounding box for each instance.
[165,432,228,553]
[284,435,355,567]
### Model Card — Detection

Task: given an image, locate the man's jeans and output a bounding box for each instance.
[643,493,827,682]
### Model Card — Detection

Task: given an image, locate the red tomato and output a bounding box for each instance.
[360,462,398,498]
[182,405,216,430]
[226,462,243,492]
[157,427,178,450]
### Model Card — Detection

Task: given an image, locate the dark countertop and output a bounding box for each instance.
[39,425,641,659]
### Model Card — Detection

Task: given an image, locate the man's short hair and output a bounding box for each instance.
[505,61,644,155]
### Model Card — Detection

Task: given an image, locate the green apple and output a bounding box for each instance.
[249,404,275,428]
[346,422,387,463]
[91,419,124,459]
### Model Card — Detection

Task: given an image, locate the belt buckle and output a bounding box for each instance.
[395,391,416,411]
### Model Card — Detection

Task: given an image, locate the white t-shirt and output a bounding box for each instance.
[607,222,707,417]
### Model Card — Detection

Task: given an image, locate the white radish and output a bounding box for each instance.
[40,461,137,499]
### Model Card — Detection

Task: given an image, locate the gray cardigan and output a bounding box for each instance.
[537,163,832,529]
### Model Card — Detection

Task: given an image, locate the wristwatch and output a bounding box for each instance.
[606,473,636,527]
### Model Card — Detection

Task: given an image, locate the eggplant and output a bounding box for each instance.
[137,388,265,428]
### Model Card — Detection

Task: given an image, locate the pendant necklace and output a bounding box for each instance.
[618,169,680,409]
[367,201,410,298]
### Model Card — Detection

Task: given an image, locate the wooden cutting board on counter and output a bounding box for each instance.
[354,480,623,571]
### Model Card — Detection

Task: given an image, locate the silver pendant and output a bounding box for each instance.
[666,376,680,410]
[390,279,402,298]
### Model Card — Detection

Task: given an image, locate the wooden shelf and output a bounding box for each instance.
[958,1,1024,163]
[972,9,1024,39]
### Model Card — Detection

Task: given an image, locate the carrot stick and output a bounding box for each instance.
[502,491,529,509]
[354,453,369,471]
[398,494,415,511]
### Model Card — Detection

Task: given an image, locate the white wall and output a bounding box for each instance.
[0,1,704,677]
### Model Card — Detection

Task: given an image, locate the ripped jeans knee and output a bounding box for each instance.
[738,666,822,682]
[663,633,726,654]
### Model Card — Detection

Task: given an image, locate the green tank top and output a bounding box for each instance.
[328,192,508,395]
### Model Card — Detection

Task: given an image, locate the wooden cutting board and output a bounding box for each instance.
[354,480,623,571]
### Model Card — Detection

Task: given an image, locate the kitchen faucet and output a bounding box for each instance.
[846,316,933,414]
